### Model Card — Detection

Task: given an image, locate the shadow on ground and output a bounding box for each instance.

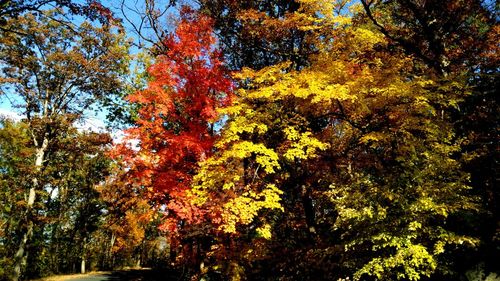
[107,268,182,281]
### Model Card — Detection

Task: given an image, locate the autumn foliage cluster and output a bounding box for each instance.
[112,1,498,280]
[0,0,498,280]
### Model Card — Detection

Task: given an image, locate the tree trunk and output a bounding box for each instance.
[12,137,48,281]
[49,185,66,274]
[301,185,316,235]
[135,257,141,268]
[108,233,116,269]
[81,237,87,274]
[80,259,86,275]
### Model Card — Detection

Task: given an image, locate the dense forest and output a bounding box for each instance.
[0,0,498,280]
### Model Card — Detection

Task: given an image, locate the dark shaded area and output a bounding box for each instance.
[69,269,183,281]
[108,269,181,281]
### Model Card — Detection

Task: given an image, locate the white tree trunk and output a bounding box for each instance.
[12,137,48,281]
[81,236,87,274]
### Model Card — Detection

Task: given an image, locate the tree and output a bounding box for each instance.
[112,5,232,273]
[0,0,115,29]
[96,164,157,269]
[359,0,497,76]
[358,0,500,275]
[0,117,115,279]
[184,1,481,279]
[41,127,112,275]
[198,0,317,69]
[0,119,34,279]
[0,9,129,280]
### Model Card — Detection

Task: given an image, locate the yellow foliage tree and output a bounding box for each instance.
[187,1,478,280]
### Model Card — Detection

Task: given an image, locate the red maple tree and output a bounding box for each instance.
[113,7,233,234]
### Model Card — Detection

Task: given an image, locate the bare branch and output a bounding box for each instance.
[118,0,176,53]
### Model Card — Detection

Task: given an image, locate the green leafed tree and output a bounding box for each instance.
[0,116,117,279]
[0,119,34,279]
[0,9,129,280]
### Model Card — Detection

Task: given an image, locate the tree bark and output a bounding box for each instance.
[12,137,48,281]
